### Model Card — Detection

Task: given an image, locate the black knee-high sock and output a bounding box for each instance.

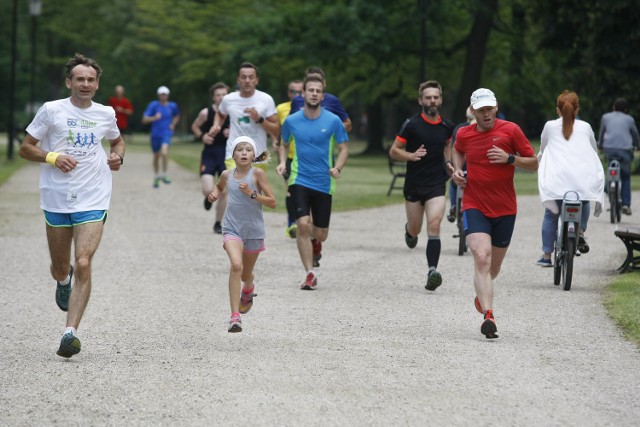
[286,195,295,225]
[426,237,441,269]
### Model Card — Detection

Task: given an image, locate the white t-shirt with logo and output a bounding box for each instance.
[219,90,277,160]
[26,98,120,213]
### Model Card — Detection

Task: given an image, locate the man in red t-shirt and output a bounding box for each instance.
[452,88,538,339]
[108,85,134,135]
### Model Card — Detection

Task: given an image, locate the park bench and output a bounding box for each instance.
[387,155,406,196]
[614,226,640,273]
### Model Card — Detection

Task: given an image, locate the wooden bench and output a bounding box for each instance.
[387,155,406,196]
[614,227,640,273]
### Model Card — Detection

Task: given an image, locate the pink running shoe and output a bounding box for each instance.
[240,286,256,314]
[228,313,242,333]
[300,272,318,290]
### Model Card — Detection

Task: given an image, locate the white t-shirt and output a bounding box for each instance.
[26,98,120,213]
[538,118,604,213]
[218,90,277,160]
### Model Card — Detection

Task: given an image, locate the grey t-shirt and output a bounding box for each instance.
[222,167,264,239]
[598,111,640,150]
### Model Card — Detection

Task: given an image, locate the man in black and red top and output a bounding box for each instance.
[191,82,231,233]
[390,80,454,291]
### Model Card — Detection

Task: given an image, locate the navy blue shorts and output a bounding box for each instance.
[463,209,516,248]
[289,184,332,228]
[151,133,172,153]
[200,147,226,176]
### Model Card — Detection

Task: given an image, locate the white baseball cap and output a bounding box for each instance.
[157,86,170,95]
[230,136,257,154]
[470,88,497,109]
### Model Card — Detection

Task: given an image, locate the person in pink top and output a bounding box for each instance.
[451,88,538,339]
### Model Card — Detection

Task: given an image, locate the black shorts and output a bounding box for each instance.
[289,184,332,228]
[200,147,226,177]
[463,209,516,248]
[404,184,446,204]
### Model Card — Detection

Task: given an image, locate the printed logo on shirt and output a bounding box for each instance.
[66,129,98,148]
[238,116,251,124]
[67,119,78,128]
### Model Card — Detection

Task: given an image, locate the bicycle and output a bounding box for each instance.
[606,157,622,223]
[453,172,467,256]
[553,191,582,291]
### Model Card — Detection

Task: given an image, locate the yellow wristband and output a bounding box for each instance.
[45,152,60,166]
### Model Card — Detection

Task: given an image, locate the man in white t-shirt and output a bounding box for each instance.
[209,62,279,169]
[19,53,125,359]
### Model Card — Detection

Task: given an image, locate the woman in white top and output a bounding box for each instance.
[536,90,604,266]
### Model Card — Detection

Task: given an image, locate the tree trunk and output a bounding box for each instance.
[453,0,498,123]
[364,101,385,154]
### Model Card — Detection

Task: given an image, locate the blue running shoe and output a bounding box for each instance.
[56,331,81,358]
[55,265,73,312]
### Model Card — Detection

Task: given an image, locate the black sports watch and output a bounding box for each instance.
[250,191,258,199]
[257,116,264,124]
[117,154,124,165]
[507,154,515,164]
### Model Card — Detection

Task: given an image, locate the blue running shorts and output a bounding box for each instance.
[44,210,108,228]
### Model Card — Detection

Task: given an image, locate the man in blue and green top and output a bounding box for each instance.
[277,74,349,290]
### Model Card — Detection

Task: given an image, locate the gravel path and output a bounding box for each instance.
[1,151,639,426]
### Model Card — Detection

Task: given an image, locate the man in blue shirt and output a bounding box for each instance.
[277,75,349,290]
[142,86,181,188]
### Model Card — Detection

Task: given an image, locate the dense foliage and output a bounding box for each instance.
[2,0,639,151]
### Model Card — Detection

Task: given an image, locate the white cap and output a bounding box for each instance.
[157,86,170,95]
[230,136,257,154]
[470,88,497,109]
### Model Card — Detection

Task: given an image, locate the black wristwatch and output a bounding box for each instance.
[117,154,124,165]
[507,154,515,164]
[250,191,258,199]
[257,117,264,124]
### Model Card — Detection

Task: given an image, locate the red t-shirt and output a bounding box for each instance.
[455,119,534,217]
[107,96,133,130]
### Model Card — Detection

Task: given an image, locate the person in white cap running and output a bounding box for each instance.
[142,85,181,188]
[451,88,538,339]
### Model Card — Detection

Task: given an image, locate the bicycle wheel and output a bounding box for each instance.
[553,249,561,285]
[610,188,617,223]
[615,183,622,222]
[457,200,465,256]
[562,236,575,291]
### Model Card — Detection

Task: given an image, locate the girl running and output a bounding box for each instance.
[207,136,276,332]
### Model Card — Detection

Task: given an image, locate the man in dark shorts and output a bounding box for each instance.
[389,80,454,291]
[277,75,349,290]
[191,82,230,233]
[452,88,538,339]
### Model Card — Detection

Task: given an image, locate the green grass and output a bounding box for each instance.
[0,155,27,185]
[604,272,640,347]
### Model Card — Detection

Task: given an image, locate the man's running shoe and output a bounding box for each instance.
[204,197,212,211]
[535,256,553,267]
[213,222,222,234]
[474,296,483,314]
[153,178,160,188]
[228,313,242,333]
[57,331,81,358]
[162,176,172,184]
[312,239,322,267]
[578,234,590,254]
[286,224,297,239]
[425,269,442,291]
[447,207,456,223]
[240,287,256,314]
[481,310,499,339]
[404,223,418,249]
[622,205,632,215]
[55,265,73,312]
[300,272,318,290]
